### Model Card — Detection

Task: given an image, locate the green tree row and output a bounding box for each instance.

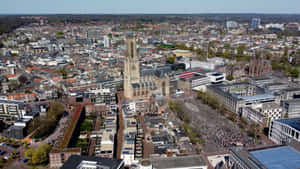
[25,144,51,166]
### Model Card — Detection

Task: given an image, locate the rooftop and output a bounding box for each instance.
[250,146,300,169]
[276,118,300,131]
[150,155,207,168]
[61,155,124,169]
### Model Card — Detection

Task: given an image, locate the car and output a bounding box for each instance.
[0,151,6,155]
[23,158,28,163]
[4,155,10,160]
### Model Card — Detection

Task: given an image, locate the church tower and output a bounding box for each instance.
[124,35,140,99]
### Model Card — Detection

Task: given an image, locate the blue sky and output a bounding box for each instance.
[1,0,299,14]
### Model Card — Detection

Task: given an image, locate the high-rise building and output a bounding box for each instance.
[251,18,261,29]
[104,35,111,48]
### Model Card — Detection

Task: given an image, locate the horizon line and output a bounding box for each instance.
[1,12,300,16]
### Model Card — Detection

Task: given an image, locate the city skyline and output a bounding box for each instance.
[1,0,300,14]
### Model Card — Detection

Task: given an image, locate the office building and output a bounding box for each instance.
[207,82,275,114]
[251,18,261,29]
[104,35,111,48]
[0,99,25,124]
[230,144,300,169]
[281,99,300,118]
[269,118,300,144]
[242,102,283,127]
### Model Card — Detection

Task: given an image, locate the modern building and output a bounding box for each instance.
[178,73,211,92]
[269,118,300,144]
[104,35,111,48]
[0,99,25,124]
[230,144,300,169]
[242,107,267,126]
[242,102,283,127]
[207,82,275,114]
[251,18,261,29]
[281,99,300,118]
[206,72,225,84]
[123,35,169,100]
[2,125,26,139]
[61,155,124,169]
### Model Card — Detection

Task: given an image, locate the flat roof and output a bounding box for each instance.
[150,155,206,168]
[238,93,275,102]
[61,155,123,169]
[250,146,300,169]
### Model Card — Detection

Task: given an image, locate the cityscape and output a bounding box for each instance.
[1,1,300,169]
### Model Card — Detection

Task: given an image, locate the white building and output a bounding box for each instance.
[104,36,111,48]
[269,118,300,144]
[0,100,25,120]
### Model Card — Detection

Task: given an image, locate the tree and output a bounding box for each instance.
[284,113,289,118]
[289,68,299,78]
[226,74,234,81]
[280,56,289,64]
[56,31,64,37]
[32,102,64,139]
[167,56,176,64]
[264,52,273,60]
[236,45,245,58]
[25,148,34,161]
[107,33,112,38]
[11,149,18,159]
[58,69,67,79]
[223,49,230,59]
[80,120,93,131]
[224,43,231,49]
[30,144,51,165]
[250,123,261,142]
